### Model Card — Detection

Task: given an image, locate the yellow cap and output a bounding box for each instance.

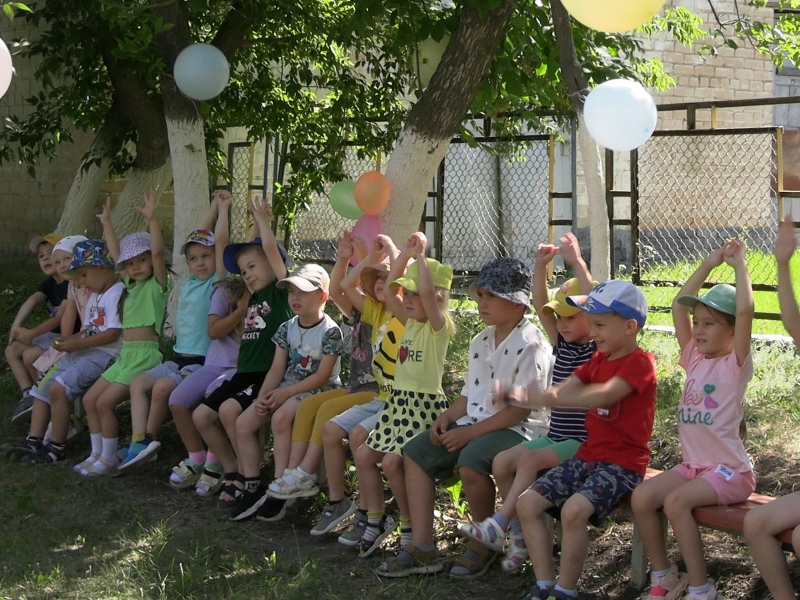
[390,259,452,292]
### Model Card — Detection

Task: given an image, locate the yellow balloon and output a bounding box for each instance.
[560,0,665,33]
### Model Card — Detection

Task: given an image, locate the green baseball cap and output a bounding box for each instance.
[677,283,737,316]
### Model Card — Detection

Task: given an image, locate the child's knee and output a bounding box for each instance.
[152,379,174,404]
[5,342,20,361]
[382,453,403,476]
[517,488,543,520]
[49,382,67,403]
[271,408,293,435]
[560,495,593,526]
[322,420,345,445]
[219,401,241,428]
[22,346,40,366]
[459,465,487,488]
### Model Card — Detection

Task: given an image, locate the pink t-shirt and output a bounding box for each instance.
[677,340,754,473]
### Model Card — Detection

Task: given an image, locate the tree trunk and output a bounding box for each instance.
[380,0,514,242]
[111,161,173,238]
[552,0,610,280]
[56,145,110,238]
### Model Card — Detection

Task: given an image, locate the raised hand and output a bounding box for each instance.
[215,190,233,212]
[250,196,274,224]
[559,232,584,266]
[134,191,158,222]
[96,197,112,228]
[535,244,559,266]
[723,239,746,267]
[337,232,354,261]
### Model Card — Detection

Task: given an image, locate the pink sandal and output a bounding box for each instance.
[501,531,528,572]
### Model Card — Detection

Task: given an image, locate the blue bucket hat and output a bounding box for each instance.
[467,257,532,307]
[67,239,115,274]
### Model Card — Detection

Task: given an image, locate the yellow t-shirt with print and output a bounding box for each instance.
[361,297,404,402]
[393,313,455,396]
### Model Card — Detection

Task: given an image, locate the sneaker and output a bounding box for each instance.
[338,511,368,547]
[377,543,444,578]
[230,486,269,521]
[642,565,689,600]
[311,497,357,536]
[358,515,396,558]
[118,440,161,472]
[684,579,723,600]
[22,443,66,465]
[10,394,33,424]
[43,422,78,444]
[169,459,203,490]
[256,497,295,522]
[268,468,320,499]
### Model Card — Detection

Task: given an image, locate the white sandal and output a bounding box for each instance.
[74,452,100,473]
[501,531,528,572]
[458,516,506,553]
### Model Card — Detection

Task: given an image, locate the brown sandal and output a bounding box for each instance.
[377,543,444,578]
[449,540,496,579]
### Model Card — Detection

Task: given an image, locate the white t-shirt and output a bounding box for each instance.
[455,317,553,440]
[82,282,125,356]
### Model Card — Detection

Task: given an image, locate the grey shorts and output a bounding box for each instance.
[32,332,59,350]
[145,361,203,387]
[330,399,384,434]
[30,348,116,404]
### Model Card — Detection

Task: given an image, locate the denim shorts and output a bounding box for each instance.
[329,398,384,433]
[531,456,643,526]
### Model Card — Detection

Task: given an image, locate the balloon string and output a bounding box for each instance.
[569,89,590,103]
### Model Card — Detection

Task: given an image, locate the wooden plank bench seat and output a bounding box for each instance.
[623,468,794,588]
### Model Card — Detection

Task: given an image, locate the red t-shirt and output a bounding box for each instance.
[573,348,657,475]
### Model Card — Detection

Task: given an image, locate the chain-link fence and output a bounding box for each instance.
[634,128,779,313]
[290,133,566,275]
[226,142,263,242]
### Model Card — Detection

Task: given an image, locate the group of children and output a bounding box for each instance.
[5,190,800,599]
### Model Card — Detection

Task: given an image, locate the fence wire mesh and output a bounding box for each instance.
[227,142,259,243]
[290,137,558,275]
[635,130,778,312]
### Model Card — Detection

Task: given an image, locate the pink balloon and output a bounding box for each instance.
[349,215,381,266]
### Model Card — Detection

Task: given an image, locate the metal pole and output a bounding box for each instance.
[571,117,578,237]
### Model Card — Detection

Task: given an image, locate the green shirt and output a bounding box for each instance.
[237,281,292,373]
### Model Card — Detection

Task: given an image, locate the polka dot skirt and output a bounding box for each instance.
[366,389,448,456]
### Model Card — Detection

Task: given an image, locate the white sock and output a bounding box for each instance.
[101,437,119,463]
[688,582,711,597]
[90,433,102,455]
[296,466,316,481]
[651,566,671,583]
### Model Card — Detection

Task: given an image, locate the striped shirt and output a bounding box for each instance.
[548,334,596,442]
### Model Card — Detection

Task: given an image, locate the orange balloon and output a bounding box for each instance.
[354,171,392,216]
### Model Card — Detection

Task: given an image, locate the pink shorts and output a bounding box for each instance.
[672,463,756,505]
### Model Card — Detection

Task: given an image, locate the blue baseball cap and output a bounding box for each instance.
[567,280,648,327]
[223,238,291,274]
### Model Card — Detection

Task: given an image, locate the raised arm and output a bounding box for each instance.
[97,197,120,263]
[331,233,356,316]
[560,233,594,294]
[672,246,725,351]
[776,215,800,347]
[135,192,169,290]
[341,235,391,315]
[198,193,219,231]
[381,235,408,324]
[724,240,753,365]
[213,190,232,280]
[411,232,447,332]
[505,374,634,410]
[533,244,559,341]
[250,196,287,281]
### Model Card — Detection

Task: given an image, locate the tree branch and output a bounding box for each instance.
[551,0,588,111]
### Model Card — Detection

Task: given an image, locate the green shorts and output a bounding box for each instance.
[101,340,163,386]
[522,436,583,462]
[403,424,524,480]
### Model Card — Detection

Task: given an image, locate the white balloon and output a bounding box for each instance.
[173,43,230,101]
[583,79,658,152]
[0,37,14,99]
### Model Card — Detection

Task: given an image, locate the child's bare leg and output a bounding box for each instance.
[382,452,409,518]
[287,439,309,470]
[234,402,271,479]
[97,383,130,438]
[219,398,243,456]
[517,488,557,582]
[500,447,561,520]
[405,452,436,546]
[5,341,33,390]
[460,466,496,522]
[663,478,718,587]
[631,470,687,573]
[297,442,324,475]
[82,378,112,434]
[146,377,177,437]
[173,404,204,453]
[744,493,800,600]
[193,404,236,473]
[493,444,529,500]
[556,494,595,590]
[129,374,155,436]
[270,400,300,478]
[22,345,43,382]
[354,443,385,513]
[48,383,71,443]
[28,398,51,438]
[322,421,349,500]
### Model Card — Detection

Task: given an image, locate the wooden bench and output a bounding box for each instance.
[624,468,794,588]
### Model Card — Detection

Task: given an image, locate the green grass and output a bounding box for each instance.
[2,267,800,599]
